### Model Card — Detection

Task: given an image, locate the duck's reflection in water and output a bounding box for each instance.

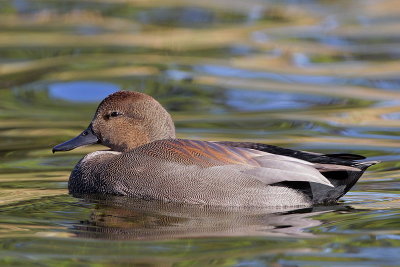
[71,194,346,240]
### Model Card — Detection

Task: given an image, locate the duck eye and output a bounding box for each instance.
[110,111,122,118]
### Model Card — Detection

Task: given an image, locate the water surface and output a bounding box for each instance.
[1,0,400,266]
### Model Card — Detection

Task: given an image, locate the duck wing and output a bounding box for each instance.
[215,141,380,204]
[133,139,333,187]
[215,141,370,168]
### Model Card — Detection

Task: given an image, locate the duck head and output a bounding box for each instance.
[53,91,176,153]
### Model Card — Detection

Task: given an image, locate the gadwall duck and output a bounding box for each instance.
[53,91,378,207]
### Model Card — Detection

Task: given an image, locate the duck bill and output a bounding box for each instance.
[52,126,99,153]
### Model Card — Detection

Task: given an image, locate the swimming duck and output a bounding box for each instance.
[53,91,378,207]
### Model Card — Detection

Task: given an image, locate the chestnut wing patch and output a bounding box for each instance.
[135,139,261,167]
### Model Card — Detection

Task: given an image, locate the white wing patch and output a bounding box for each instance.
[244,154,334,187]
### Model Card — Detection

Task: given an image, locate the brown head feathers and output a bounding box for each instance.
[91,91,176,152]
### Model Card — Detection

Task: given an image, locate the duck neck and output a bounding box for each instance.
[116,118,176,152]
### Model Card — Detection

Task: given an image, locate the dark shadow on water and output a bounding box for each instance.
[70,194,351,241]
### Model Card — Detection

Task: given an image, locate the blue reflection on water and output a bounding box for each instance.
[226,89,335,111]
[196,64,339,84]
[195,64,400,91]
[49,81,120,103]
